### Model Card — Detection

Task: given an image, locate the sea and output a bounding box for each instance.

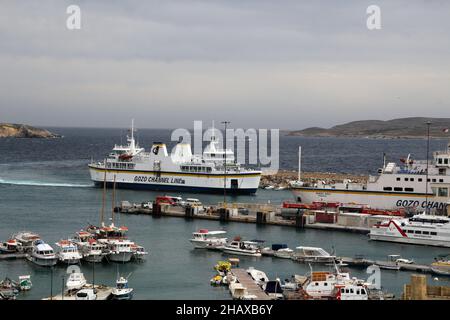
[0,127,449,300]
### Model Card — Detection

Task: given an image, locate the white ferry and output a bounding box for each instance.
[291,140,450,211]
[369,214,450,247]
[88,121,261,194]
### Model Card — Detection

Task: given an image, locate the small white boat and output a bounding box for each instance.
[0,239,18,254]
[111,275,133,300]
[274,248,294,259]
[27,240,58,267]
[75,288,97,300]
[18,275,32,291]
[66,271,87,291]
[292,246,335,263]
[190,229,227,249]
[221,238,262,257]
[246,267,269,286]
[431,256,450,276]
[131,243,149,261]
[264,186,275,190]
[56,240,82,265]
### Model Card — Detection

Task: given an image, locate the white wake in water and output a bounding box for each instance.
[0,178,94,188]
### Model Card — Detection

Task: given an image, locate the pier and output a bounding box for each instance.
[229,269,271,300]
[338,257,433,273]
[42,284,113,300]
[0,253,28,260]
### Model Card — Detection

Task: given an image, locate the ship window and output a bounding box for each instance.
[405,178,409,181]
[428,179,431,182]
[418,178,423,182]
[414,230,422,234]
[432,179,436,182]
[396,178,401,181]
[438,188,448,197]
[431,232,437,236]
[405,188,414,192]
[207,167,212,173]
[438,158,443,164]
[410,178,414,182]
[361,289,366,294]
[394,187,403,192]
[439,179,444,183]
[445,159,449,164]
[439,169,446,175]
[407,230,413,233]
[383,187,392,191]
[422,231,430,235]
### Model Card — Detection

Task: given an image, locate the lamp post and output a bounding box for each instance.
[221,121,230,209]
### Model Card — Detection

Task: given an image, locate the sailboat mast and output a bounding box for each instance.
[111,174,116,225]
[100,169,106,226]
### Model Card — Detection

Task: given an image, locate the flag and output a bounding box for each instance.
[443,128,449,133]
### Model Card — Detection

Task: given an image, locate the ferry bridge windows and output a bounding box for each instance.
[439,169,446,175]
[405,188,414,192]
[383,187,392,191]
[394,187,403,192]
[438,187,449,197]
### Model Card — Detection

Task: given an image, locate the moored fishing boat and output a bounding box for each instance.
[26,239,58,267]
[0,239,19,254]
[221,238,262,257]
[55,240,82,265]
[131,243,148,261]
[431,255,450,275]
[13,231,40,252]
[111,275,133,300]
[190,229,227,249]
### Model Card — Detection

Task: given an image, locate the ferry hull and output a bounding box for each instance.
[292,187,449,211]
[369,234,450,248]
[90,167,260,194]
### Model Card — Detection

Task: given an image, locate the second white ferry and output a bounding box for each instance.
[88,122,261,194]
[291,139,450,211]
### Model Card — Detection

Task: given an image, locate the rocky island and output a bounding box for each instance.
[288,117,450,139]
[0,123,61,138]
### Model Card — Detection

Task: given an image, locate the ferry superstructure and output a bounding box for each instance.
[291,140,450,211]
[88,122,261,194]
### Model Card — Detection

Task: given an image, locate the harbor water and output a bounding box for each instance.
[1,128,449,299]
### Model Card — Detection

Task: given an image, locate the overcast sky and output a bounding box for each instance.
[1,1,449,130]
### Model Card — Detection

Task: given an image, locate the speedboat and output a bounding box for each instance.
[111,276,133,300]
[131,243,149,261]
[292,246,335,263]
[0,239,18,254]
[274,248,294,259]
[246,267,269,286]
[221,238,262,257]
[66,271,87,291]
[26,240,58,267]
[190,229,227,249]
[431,255,450,276]
[55,240,82,265]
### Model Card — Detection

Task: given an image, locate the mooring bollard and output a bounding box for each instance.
[219,208,229,221]
[295,211,305,229]
[256,212,266,224]
[152,203,161,216]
